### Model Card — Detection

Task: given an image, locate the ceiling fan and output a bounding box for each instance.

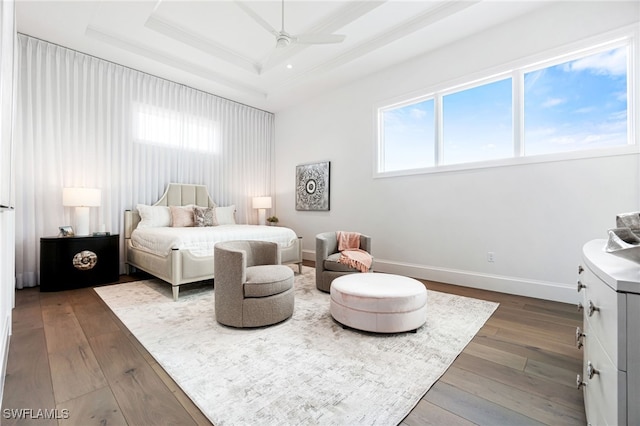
[235,0,346,49]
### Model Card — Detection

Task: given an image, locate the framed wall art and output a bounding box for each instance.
[296,161,330,211]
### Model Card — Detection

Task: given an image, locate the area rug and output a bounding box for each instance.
[95,267,498,425]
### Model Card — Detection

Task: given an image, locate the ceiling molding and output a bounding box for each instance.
[273,0,481,92]
[144,13,261,75]
[85,26,267,99]
[253,1,387,73]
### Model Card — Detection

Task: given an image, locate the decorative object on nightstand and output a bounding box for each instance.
[40,233,119,291]
[63,187,101,236]
[58,225,74,237]
[266,216,279,226]
[252,196,272,226]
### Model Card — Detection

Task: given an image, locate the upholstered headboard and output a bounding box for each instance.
[124,183,216,238]
[152,183,216,208]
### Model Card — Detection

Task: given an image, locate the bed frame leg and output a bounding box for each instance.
[172,286,179,301]
[298,262,302,274]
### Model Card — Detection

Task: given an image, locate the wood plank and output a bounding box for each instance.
[524,357,582,387]
[11,304,43,334]
[57,386,128,426]
[454,352,585,413]
[440,366,585,425]
[424,381,544,425]
[492,303,582,328]
[41,302,90,354]
[12,287,41,309]
[471,333,583,372]
[486,316,576,346]
[493,327,582,360]
[464,341,527,371]
[1,329,57,426]
[89,331,197,426]
[48,342,108,404]
[72,301,121,338]
[401,399,475,426]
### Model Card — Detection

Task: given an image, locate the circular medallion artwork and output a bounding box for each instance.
[296,162,330,211]
[73,250,98,270]
[305,179,317,194]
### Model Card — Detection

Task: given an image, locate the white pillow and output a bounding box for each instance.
[213,205,236,225]
[136,204,171,228]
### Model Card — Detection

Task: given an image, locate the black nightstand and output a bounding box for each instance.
[40,234,119,291]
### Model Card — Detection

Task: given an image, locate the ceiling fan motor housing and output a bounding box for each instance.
[276,32,292,48]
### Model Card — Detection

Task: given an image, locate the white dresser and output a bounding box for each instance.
[579,239,640,426]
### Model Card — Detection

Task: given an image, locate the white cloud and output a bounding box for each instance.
[574,106,595,114]
[542,97,565,108]
[410,108,427,120]
[566,47,626,76]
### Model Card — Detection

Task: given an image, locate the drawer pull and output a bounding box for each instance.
[575,327,585,349]
[587,361,599,379]
[577,302,584,312]
[576,374,586,389]
[578,265,584,274]
[588,300,599,317]
[577,280,586,292]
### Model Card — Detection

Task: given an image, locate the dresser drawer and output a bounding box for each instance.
[581,266,626,369]
[583,319,627,426]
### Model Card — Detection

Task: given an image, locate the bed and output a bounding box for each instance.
[124,183,302,301]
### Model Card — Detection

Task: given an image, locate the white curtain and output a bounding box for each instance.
[14,35,274,288]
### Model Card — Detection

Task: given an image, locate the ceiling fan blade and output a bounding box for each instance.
[293,33,346,45]
[234,1,279,37]
[258,47,286,74]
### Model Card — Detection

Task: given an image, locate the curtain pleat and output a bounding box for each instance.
[14,35,274,288]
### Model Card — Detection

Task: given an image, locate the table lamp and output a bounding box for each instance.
[63,187,101,236]
[252,196,272,226]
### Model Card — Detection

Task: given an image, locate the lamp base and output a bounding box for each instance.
[75,206,90,236]
[258,209,266,226]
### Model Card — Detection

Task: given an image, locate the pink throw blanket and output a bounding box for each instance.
[337,231,373,273]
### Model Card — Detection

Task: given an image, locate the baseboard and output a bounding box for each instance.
[302,250,576,304]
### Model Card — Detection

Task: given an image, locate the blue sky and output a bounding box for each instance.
[524,46,627,156]
[382,46,628,171]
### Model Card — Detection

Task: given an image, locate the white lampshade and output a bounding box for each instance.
[252,196,272,226]
[252,196,272,209]
[63,188,101,207]
[63,188,101,236]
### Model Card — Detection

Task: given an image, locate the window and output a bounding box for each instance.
[524,46,628,156]
[133,103,217,154]
[379,98,435,172]
[442,78,512,165]
[376,37,633,176]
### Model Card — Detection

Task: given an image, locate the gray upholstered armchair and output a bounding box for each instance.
[315,232,372,292]
[214,241,295,328]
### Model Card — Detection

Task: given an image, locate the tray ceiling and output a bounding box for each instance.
[16,1,545,111]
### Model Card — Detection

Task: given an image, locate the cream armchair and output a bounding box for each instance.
[214,240,295,328]
[315,232,372,293]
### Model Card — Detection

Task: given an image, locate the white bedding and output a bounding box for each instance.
[131,224,298,257]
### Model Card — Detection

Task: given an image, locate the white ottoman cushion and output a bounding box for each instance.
[330,273,427,333]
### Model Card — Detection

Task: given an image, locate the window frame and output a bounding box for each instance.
[374,27,638,178]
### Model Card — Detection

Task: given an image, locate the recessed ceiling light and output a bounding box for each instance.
[286,64,293,69]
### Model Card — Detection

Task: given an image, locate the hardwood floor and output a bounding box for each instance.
[2,263,586,425]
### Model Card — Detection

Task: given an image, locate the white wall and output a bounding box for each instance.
[274,1,640,303]
[0,0,15,406]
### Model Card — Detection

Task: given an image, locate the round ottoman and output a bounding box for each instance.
[330,273,427,333]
